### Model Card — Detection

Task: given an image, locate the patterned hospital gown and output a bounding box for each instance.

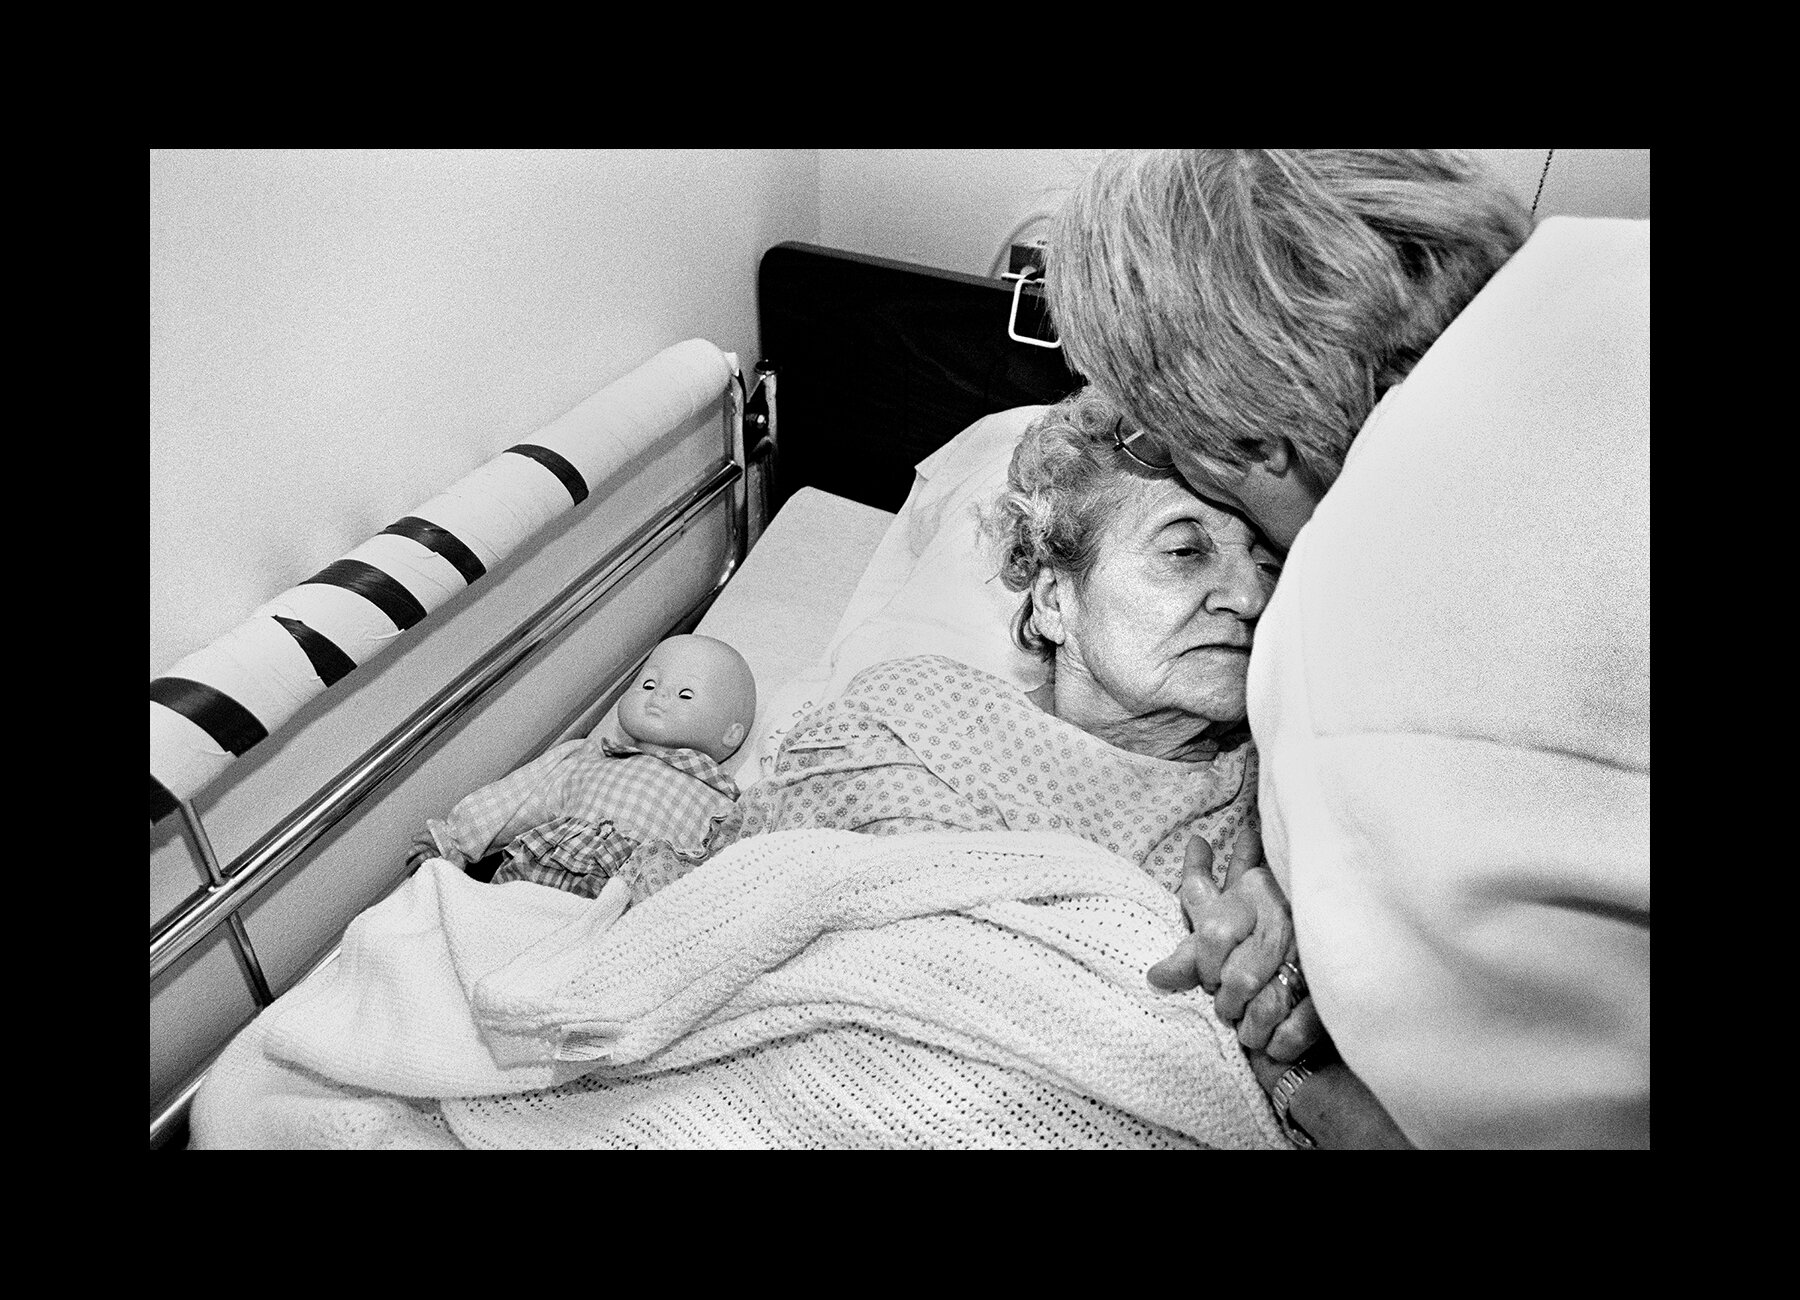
[422,737,740,901]
[712,655,1257,894]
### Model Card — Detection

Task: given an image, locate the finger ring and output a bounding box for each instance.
[1273,960,1306,1002]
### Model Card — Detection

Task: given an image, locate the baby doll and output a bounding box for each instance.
[407,634,757,903]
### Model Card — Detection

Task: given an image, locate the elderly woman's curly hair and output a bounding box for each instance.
[982,385,1175,660]
[1046,149,1534,493]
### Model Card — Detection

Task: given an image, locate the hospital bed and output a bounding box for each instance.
[150,242,1079,1148]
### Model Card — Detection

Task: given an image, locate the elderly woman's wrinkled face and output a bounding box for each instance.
[1054,478,1279,724]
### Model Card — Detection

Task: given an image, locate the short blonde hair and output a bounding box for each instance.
[1047,149,1533,491]
[982,386,1173,659]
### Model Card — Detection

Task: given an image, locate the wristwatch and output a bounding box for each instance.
[1271,1058,1319,1149]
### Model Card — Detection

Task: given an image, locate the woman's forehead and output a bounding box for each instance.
[1123,477,1256,542]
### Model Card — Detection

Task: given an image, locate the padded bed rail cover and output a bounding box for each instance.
[758,242,1082,514]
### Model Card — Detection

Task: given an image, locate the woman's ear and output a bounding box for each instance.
[1235,435,1329,549]
[1029,568,1069,646]
[1247,436,1293,475]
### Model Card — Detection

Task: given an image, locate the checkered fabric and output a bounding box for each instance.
[708,655,1257,896]
[421,737,738,900]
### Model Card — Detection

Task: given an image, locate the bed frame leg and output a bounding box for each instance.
[177,799,276,1007]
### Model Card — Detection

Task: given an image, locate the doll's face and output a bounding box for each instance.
[617,636,756,761]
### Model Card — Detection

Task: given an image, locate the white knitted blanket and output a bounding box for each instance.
[192,829,1289,1150]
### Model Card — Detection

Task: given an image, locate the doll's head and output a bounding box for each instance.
[616,634,757,762]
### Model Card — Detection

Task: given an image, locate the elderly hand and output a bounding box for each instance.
[1146,827,1325,1063]
[404,830,439,873]
[404,827,466,874]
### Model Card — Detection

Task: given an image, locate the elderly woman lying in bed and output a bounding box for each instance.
[193,389,1313,1151]
[707,387,1412,1149]
[710,386,1272,892]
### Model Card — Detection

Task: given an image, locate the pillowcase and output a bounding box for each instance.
[743,405,1050,778]
[903,405,1040,558]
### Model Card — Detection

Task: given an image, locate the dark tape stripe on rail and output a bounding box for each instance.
[149,676,269,756]
[273,615,357,687]
[505,443,588,506]
[151,773,180,823]
[302,559,429,631]
[380,516,487,585]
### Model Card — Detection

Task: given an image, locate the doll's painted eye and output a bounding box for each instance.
[641,678,656,690]
[677,688,694,700]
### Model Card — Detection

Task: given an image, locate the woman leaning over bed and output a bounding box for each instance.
[1046,149,1648,1148]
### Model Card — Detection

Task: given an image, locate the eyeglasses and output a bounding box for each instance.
[1110,417,1176,471]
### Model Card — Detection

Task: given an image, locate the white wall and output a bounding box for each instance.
[150,149,820,679]
[151,148,1647,681]
[818,148,1649,279]
[818,148,1104,277]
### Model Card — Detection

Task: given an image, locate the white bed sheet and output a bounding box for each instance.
[586,486,900,784]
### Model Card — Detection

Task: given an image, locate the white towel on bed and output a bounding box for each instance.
[191,864,627,1150]
[193,830,1288,1150]
[266,863,629,1096]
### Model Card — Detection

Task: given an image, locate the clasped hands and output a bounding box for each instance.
[1147,825,1323,1064]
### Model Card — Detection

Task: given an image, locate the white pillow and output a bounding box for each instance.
[743,406,1050,778]
[903,406,1040,558]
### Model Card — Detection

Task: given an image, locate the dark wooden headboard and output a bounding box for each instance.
[756,241,1084,514]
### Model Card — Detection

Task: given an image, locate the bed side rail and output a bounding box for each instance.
[151,342,763,1147]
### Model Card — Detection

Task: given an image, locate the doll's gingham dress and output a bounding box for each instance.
[424,738,739,900]
[713,655,1256,892]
